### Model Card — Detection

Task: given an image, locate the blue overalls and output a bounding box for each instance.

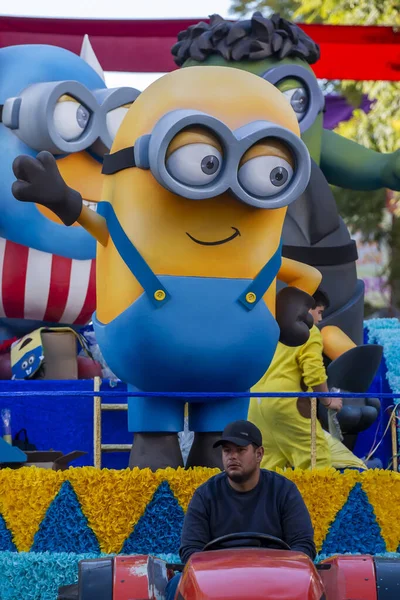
[93,202,282,433]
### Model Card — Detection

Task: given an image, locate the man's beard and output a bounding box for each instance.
[228,467,256,484]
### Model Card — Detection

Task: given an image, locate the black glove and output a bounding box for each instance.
[276,286,315,347]
[12,151,83,226]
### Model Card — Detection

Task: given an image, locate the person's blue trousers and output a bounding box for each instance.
[165,573,182,600]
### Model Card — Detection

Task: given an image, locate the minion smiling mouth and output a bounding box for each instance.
[186,227,241,246]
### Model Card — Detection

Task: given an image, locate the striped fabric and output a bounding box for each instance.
[0,238,96,326]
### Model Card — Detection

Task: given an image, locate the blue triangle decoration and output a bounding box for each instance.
[322,482,386,555]
[0,513,17,551]
[122,481,184,555]
[31,481,100,553]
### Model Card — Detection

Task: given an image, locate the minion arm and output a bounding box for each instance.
[11,151,110,247]
[320,325,356,361]
[77,205,109,247]
[278,257,321,295]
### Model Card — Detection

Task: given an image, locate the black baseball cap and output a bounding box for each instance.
[213,420,263,448]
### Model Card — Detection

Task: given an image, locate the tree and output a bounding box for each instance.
[230,0,400,25]
[231,0,400,311]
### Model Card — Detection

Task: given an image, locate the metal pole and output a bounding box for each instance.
[391,405,398,472]
[93,376,102,469]
[310,397,317,470]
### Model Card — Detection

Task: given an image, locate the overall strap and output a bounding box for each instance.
[237,241,282,311]
[98,202,170,308]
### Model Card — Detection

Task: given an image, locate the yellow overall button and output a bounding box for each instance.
[154,290,166,301]
[246,292,257,304]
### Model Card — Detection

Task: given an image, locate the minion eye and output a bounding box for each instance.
[166,143,222,186]
[238,155,293,199]
[282,87,309,121]
[53,99,91,141]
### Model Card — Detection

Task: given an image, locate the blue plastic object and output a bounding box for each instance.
[0,436,26,463]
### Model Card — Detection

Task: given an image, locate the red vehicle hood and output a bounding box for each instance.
[179,548,325,600]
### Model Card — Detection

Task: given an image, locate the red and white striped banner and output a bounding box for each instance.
[0,238,96,326]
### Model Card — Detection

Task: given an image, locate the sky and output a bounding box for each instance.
[3,0,246,90]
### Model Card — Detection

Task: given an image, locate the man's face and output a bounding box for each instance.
[309,304,325,324]
[222,442,263,483]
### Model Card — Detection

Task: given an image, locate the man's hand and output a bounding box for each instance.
[276,286,315,347]
[12,151,83,226]
[382,148,400,191]
[323,397,343,412]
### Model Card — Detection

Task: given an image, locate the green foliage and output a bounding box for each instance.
[336,84,400,155]
[230,0,295,18]
[230,0,400,25]
[332,187,386,243]
[292,0,400,25]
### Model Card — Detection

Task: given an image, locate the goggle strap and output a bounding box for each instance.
[102,146,135,175]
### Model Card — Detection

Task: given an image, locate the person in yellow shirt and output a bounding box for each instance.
[248,290,366,470]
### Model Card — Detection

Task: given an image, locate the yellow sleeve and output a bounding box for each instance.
[297,326,327,389]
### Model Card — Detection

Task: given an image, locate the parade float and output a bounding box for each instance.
[0,11,399,600]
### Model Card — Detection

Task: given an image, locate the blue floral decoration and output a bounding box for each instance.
[0,513,16,552]
[365,318,400,398]
[322,482,386,555]
[0,551,98,600]
[31,481,100,553]
[0,551,181,600]
[122,481,184,555]
[365,318,400,452]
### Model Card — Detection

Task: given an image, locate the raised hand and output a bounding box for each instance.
[12,151,83,226]
[276,286,315,347]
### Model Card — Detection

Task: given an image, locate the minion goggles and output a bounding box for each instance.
[262,65,325,133]
[0,81,140,155]
[102,109,311,209]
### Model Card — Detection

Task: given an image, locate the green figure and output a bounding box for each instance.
[172,12,400,345]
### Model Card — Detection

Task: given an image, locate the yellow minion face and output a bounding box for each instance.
[97,66,308,323]
[11,330,44,379]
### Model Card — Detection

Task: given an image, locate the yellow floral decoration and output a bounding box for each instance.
[361,469,400,552]
[0,466,399,553]
[278,467,359,550]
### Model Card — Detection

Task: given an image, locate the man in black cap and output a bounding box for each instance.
[165,420,315,599]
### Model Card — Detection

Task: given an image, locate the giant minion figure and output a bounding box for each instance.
[0,38,139,340]
[11,66,321,469]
